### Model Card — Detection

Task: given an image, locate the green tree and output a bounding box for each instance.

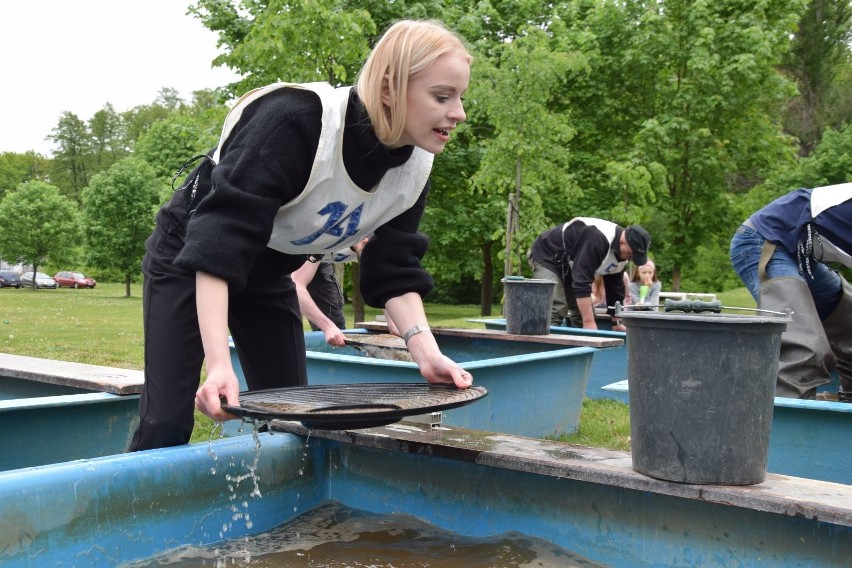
[183,88,230,144]
[780,0,852,156]
[737,121,852,217]
[134,90,228,203]
[568,0,806,290]
[122,100,174,146]
[48,111,91,202]
[191,0,376,91]
[420,132,497,310]
[88,103,130,171]
[0,151,51,200]
[470,20,586,277]
[0,181,80,285]
[81,158,161,297]
[135,114,217,194]
[551,0,665,222]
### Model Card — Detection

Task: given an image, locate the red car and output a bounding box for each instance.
[54,271,97,289]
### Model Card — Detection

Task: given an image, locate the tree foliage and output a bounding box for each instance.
[470,20,586,276]
[6,0,852,301]
[780,0,852,155]
[0,151,51,200]
[547,0,805,289]
[134,107,226,203]
[48,112,92,201]
[81,158,162,297]
[190,0,376,91]
[0,181,79,283]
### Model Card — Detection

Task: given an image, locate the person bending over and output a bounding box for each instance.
[129,20,475,451]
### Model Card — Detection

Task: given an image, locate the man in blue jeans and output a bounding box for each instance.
[730,183,852,401]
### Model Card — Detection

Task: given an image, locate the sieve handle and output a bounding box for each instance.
[614,300,791,317]
[664,299,722,313]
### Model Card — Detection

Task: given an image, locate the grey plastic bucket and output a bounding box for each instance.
[621,310,789,485]
[502,277,556,335]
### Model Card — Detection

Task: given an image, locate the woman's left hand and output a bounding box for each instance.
[383,293,473,389]
[404,330,472,388]
[417,350,474,389]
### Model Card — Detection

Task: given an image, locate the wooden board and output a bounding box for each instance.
[353,322,623,348]
[344,334,414,362]
[0,353,143,395]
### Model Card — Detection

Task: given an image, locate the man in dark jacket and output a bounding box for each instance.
[528,218,651,331]
[730,183,852,401]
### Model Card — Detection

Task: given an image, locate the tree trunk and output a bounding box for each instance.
[671,266,681,292]
[504,194,515,277]
[480,241,493,316]
[125,273,132,297]
[504,157,522,277]
[351,262,364,326]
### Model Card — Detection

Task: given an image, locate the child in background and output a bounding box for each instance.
[627,260,660,310]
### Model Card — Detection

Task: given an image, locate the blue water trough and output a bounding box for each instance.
[470,317,628,402]
[230,325,620,438]
[0,421,849,567]
[0,353,142,471]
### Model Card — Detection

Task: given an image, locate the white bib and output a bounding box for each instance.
[565,217,628,275]
[212,82,434,261]
[811,183,852,268]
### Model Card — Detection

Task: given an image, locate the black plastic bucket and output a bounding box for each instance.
[502,277,556,335]
[621,310,789,485]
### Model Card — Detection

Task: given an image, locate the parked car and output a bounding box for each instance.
[0,270,22,288]
[54,271,97,289]
[20,272,58,289]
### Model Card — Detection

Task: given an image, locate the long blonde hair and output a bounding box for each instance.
[355,20,472,146]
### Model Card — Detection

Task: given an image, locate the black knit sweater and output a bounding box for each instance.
[155,86,433,307]
[530,221,626,303]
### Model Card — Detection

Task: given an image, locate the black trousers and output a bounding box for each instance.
[306,262,346,330]
[128,226,307,451]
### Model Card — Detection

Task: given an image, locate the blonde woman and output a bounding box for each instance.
[131,20,473,451]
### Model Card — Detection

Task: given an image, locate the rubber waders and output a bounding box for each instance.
[822,277,852,402]
[759,276,835,398]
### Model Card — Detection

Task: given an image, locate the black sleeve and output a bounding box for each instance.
[358,182,433,307]
[603,272,626,315]
[174,88,322,289]
[570,228,610,298]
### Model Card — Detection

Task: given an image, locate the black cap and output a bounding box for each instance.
[625,225,651,266]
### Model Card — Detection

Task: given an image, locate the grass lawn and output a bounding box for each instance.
[0,283,756,449]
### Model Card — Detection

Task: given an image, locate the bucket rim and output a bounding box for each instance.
[619,311,791,325]
[500,277,556,285]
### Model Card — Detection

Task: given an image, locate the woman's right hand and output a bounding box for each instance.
[194,271,240,421]
[195,366,241,422]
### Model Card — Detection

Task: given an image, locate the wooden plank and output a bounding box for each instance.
[273,421,852,528]
[343,334,414,362]
[0,353,143,395]
[353,322,623,348]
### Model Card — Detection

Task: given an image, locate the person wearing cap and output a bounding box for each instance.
[528,217,651,331]
[730,183,852,401]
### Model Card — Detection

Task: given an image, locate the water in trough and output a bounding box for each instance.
[125,500,605,568]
